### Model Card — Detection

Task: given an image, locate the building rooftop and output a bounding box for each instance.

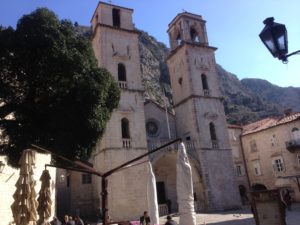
[242,112,300,135]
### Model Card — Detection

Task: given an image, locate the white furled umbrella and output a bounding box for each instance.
[11,149,38,225]
[37,169,52,225]
[176,142,196,225]
[147,162,159,225]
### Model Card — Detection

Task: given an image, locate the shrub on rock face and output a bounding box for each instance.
[0,8,120,166]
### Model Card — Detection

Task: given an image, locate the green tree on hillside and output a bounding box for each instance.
[0,8,120,166]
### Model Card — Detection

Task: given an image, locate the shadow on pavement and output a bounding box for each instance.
[202,217,255,225]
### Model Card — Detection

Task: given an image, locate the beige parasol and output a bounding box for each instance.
[37,169,52,225]
[176,142,197,225]
[11,149,38,225]
[147,162,159,225]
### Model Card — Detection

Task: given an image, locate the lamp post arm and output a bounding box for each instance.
[286,50,300,58]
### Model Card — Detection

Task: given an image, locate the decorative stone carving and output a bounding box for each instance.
[203,112,218,120]
[194,56,210,70]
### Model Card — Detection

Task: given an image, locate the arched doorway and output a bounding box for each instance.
[152,151,204,214]
[238,185,249,204]
[251,184,267,191]
[153,152,177,214]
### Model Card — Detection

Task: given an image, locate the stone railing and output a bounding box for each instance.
[147,139,195,152]
[204,89,210,96]
[118,81,127,89]
[158,204,168,216]
[212,140,219,149]
[122,138,131,148]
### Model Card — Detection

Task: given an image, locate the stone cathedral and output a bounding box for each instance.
[56,2,241,221]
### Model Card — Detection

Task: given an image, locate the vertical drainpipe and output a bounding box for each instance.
[239,132,252,193]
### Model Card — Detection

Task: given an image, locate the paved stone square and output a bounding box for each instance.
[159,204,300,225]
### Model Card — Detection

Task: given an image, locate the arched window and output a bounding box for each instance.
[118,63,126,81]
[112,8,120,27]
[209,122,217,140]
[121,118,130,139]
[190,28,200,42]
[291,127,300,141]
[201,74,209,90]
[176,33,182,46]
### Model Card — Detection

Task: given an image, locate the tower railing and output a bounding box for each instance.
[122,138,131,148]
[212,140,219,149]
[118,81,127,89]
[203,89,210,96]
[147,139,196,155]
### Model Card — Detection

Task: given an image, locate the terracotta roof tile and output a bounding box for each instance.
[242,112,300,135]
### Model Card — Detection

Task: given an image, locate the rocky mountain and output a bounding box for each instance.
[76,25,300,124]
[138,30,171,107]
[217,65,282,124]
[241,79,300,114]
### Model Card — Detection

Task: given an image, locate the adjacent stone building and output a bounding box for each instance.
[241,112,300,201]
[227,125,250,204]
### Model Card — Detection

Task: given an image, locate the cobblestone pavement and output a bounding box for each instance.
[159,204,300,225]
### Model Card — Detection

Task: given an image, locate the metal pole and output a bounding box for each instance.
[102,177,108,225]
[164,97,171,139]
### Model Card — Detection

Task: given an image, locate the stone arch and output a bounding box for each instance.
[176,32,182,46]
[152,149,204,214]
[112,8,120,27]
[190,27,200,43]
[251,183,267,191]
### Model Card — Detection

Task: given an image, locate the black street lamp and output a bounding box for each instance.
[259,17,300,63]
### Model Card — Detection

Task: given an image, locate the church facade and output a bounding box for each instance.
[56,2,241,221]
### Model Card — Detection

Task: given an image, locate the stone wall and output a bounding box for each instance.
[228,126,250,204]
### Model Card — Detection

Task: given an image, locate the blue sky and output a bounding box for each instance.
[0,0,299,87]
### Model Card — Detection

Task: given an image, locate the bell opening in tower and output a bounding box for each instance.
[112,8,120,27]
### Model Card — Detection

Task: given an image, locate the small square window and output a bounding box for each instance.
[82,173,92,184]
[250,140,258,152]
[236,165,245,176]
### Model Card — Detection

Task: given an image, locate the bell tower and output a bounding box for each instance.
[167,12,241,211]
[91,2,149,221]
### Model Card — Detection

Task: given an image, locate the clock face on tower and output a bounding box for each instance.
[146,119,160,136]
